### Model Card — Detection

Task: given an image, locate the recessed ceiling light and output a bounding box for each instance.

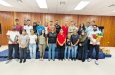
[36,0,48,9]
[74,1,90,10]
[0,0,13,7]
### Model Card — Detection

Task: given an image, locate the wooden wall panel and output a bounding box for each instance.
[0,11,115,47]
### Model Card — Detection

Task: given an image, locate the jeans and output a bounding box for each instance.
[72,45,78,59]
[19,47,27,62]
[48,44,56,60]
[64,46,71,59]
[8,44,19,59]
[29,44,37,59]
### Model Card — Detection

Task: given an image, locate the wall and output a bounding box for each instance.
[0,11,114,47]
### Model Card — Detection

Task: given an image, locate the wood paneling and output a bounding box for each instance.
[0,11,115,47]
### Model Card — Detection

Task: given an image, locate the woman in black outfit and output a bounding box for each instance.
[78,31,88,62]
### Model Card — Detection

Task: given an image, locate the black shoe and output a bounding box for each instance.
[20,60,22,63]
[23,60,26,63]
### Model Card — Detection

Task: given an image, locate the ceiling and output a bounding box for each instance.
[0,0,115,16]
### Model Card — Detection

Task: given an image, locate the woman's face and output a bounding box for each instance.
[30,29,34,34]
[60,29,63,34]
[81,32,85,35]
[22,30,26,35]
[81,24,83,27]
[51,28,55,32]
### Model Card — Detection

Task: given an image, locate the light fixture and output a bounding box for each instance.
[36,0,48,8]
[0,0,13,7]
[74,1,90,10]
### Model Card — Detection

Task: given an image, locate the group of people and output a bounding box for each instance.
[6,19,103,65]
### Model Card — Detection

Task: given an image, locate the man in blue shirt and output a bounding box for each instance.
[36,21,45,36]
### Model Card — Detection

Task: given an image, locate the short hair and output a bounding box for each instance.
[50,21,53,22]
[87,22,90,24]
[93,25,97,27]
[56,20,58,21]
[92,21,95,23]
[27,19,30,21]
[15,19,19,21]
[33,22,37,24]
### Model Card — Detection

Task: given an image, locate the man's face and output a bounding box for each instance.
[27,21,31,25]
[71,22,74,26]
[16,21,19,25]
[93,26,97,31]
[87,22,90,26]
[55,21,58,24]
[91,21,95,25]
[45,22,48,27]
[50,21,53,25]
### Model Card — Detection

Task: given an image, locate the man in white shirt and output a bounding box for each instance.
[88,25,102,65]
[6,27,20,60]
[23,19,33,35]
[68,21,78,35]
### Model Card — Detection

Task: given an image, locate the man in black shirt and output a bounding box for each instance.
[47,28,57,61]
[55,20,61,34]
[71,30,79,60]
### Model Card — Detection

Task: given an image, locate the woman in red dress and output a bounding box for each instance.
[57,29,66,60]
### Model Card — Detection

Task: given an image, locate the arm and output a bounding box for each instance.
[7,35,13,43]
[74,39,79,46]
[24,36,29,48]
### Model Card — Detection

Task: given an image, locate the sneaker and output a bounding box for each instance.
[87,58,92,62]
[95,60,99,65]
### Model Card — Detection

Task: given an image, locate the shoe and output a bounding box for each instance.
[87,58,92,62]
[23,60,26,63]
[95,60,99,65]
[20,60,22,63]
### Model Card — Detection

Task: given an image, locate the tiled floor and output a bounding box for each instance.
[0,46,115,75]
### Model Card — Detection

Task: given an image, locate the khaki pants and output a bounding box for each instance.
[39,44,46,59]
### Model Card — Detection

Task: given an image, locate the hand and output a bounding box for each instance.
[73,44,76,46]
[47,44,49,47]
[21,44,26,48]
[79,43,82,46]
[60,44,63,46]
[93,43,96,45]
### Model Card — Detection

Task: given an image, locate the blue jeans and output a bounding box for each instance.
[29,44,37,59]
[72,45,78,58]
[48,44,56,60]
[64,46,71,59]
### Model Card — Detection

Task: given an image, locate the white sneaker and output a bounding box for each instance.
[95,60,99,65]
[87,58,92,62]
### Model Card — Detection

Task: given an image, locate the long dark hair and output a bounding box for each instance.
[41,30,46,37]
[79,23,85,30]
